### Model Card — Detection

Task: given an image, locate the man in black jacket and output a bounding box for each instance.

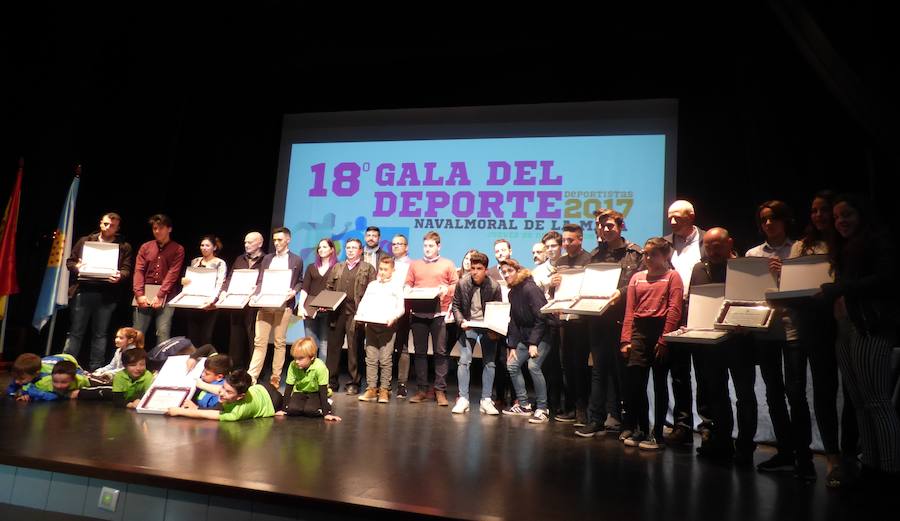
[63,212,134,370]
[219,231,265,370]
[576,209,644,437]
[451,251,503,415]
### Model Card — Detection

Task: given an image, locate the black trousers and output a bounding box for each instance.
[625,317,668,438]
[262,381,284,411]
[560,320,591,412]
[543,328,563,413]
[658,342,694,430]
[228,307,257,370]
[327,312,363,390]
[186,309,218,348]
[755,338,794,455]
[284,391,325,417]
[588,316,627,425]
[411,315,448,391]
[393,310,411,386]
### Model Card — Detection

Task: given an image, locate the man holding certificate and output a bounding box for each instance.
[248,227,303,387]
[64,212,134,370]
[220,231,265,370]
[133,214,184,346]
[325,238,376,394]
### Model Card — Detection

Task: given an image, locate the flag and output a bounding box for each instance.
[32,176,80,330]
[0,163,23,320]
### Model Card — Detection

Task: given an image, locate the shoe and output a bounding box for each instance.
[269,374,281,388]
[623,431,646,447]
[358,388,378,402]
[409,391,429,403]
[619,429,634,442]
[435,390,449,406]
[554,411,577,423]
[825,466,845,489]
[756,452,795,472]
[794,459,817,482]
[639,433,664,451]
[451,397,470,414]
[529,408,550,424]
[345,384,359,396]
[575,422,607,438]
[502,403,534,416]
[378,389,390,403]
[664,425,694,446]
[494,399,507,411]
[426,388,436,401]
[574,409,588,428]
[733,450,754,468]
[604,414,623,432]
[479,398,500,415]
[396,384,408,399]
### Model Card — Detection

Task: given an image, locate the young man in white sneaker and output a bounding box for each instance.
[451,251,503,415]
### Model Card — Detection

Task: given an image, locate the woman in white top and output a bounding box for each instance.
[183,235,227,347]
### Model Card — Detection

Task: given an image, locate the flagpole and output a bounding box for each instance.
[45,310,57,356]
[0,297,8,356]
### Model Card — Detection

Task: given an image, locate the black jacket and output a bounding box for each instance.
[66,232,134,297]
[452,273,503,324]
[506,270,555,347]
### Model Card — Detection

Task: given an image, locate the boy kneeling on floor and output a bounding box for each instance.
[278,337,341,421]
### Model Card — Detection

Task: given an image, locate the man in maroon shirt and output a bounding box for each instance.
[132,214,185,344]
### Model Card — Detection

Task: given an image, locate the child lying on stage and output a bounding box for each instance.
[78,348,155,408]
[277,337,341,421]
[6,353,89,398]
[190,353,232,408]
[165,369,281,422]
[13,359,90,402]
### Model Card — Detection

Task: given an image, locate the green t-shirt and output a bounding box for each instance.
[33,372,90,395]
[219,384,276,422]
[112,369,154,402]
[285,357,330,394]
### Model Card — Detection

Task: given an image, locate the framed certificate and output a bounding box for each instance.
[464,301,511,336]
[216,269,259,309]
[136,386,193,414]
[664,283,730,344]
[250,269,292,308]
[78,241,119,279]
[169,267,219,308]
[540,268,584,314]
[714,258,775,331]
[564,263,621,317]
[766,254,833,300]
[715,302,773,330]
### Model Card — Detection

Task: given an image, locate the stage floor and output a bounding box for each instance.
[0,382,887,520]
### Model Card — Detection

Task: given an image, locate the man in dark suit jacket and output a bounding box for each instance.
[362,226,391,269]
[248,227,303,387]
[325,238,376,394]
[219,231,265,370]
[661,200,706,446]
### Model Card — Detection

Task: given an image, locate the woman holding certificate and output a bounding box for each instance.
[297,239,338,361]
[183,235,227,347]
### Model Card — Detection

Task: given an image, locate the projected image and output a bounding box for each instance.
[280,134,668,341]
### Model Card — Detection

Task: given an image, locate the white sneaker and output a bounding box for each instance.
[528,408,550,424]
[451,397,470,414]
[480,398,500,415]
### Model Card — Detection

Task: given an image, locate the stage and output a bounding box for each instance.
[1,378,888,521]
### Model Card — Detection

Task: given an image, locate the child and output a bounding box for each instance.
[166,369,281,422]
[619,237,684,450]
[91,327,145,383]
[192,354,233,408]
[7,353,87,399]
[358,257,405,403]
[279,337,340,420]
[17,360,89,402]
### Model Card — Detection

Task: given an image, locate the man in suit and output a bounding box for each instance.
[326,238,377,394]
[661,200,706,446]
[219,231,265,370]
[362,226,391,268]
[248,227,303,387]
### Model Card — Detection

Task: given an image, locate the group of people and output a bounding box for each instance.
[11,190,900,490]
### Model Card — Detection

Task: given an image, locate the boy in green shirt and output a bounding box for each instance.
[166,369,281,422]
[112,349,155,408]
[18,360,89,402]
[277,337,340,421]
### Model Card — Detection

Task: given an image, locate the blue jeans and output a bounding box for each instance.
[304,314,330,362]
[457,328,497,400]
[507,340,550,410]
[133,304,175,345]
[63,290,117,370]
